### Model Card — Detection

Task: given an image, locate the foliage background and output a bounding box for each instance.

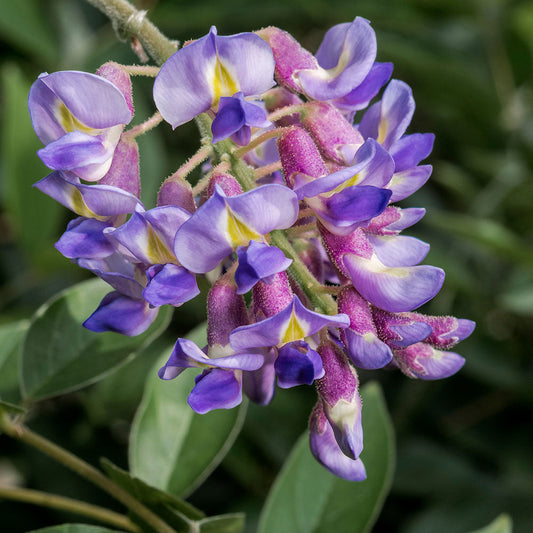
[0,0,532,531]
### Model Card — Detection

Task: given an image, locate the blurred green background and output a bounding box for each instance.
[1,0,532,531]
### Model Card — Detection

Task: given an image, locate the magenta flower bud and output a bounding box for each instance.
[96,62,134,116]
[277,125,327,188]
[408,314,475,349]
[207,273,249,347]
[300,102,364,164]
[252,271,293,319]
[206,170,243,198]
[257,27,318,94]
[157,174,196,213]
[372,308,432,349]
[316,340,363,460]
[338,287,392,369]
[99,136,140,197]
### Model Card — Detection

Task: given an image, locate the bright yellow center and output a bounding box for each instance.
[212,57,239,106]
[376,118,388,145]
[281,310,306,344]
[57,103,95,135]
[145,227,176,264]
[71,188,105,220]
[226,206,261,248]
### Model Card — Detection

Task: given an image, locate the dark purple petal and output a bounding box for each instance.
[188,368,243,414]
[343,329,393,369]
[275,341,324,388]
[143,264,200,307]
[55,217,114,259]
[83,291,158,336]
[243,348,277,405]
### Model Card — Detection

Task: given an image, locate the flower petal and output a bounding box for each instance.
[143,264,200,307]
[188,368,243,414]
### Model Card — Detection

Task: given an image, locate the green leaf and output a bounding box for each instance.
[130,324,248,497]
[1,63,62,265]
[258,382,395,533]
[0,319,29,403]
[0,399,26,416]
[28,525,124,533]
[100,458,204,522]
[469,514,513,533]
[0,0,57,62]
[198,514,245,533]
[21,279,172,401]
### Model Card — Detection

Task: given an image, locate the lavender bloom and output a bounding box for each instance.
[154,26,275,128]
[29,70,133,182]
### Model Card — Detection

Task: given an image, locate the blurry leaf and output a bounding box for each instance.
[28,525,124,533]
[0,399,26,416]
[21,279,172,401]
[0,320,29,403]
[198,514,245,533]
[500,285,533,316]
[258,382,395,533]
[130,324,248,497]
[0,0,57,62]
[469,514,513,533]
[1,63,62,266]
[101,458,204,522]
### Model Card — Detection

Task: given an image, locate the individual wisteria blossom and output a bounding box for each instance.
[28,65,134,182]
[30,18,475,482]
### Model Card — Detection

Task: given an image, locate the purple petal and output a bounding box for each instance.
[235,241,292,294]
[143,264,200,307]
[394,343,465,380]
[55,217,114,259]
[243,348,277,405]
[309,403,367,481]
[389,133,435,173]
[343,253,445,312]
[29,70,132,144]
[387,165,432,202]
[298,18,376,100]
[99,136,140,197]
[342,330,393,369]
[333,62,393,113]
[419,316,476,348]
[368,207,426,235]
[275,341,324,388]
[188,368,242,414]
[230,295,349,350]
[83,291,158,336]
[365,234,430,267]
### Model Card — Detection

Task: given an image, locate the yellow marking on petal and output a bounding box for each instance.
[365,254,409,278]
[376,118,388,145]
[281,309,306,344]
[145,226,176,264]
[212,56,239,106]
[71,188,106,220]
[226,206,261,248]
[320,172,363,199]
[56,103,97,135]
[363,332,376,343]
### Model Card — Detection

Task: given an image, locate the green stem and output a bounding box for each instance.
[85,0,177,65]
[270,231,337,315]
[0,485,140,533]
[121,65,160,77]
[0,413,177,533]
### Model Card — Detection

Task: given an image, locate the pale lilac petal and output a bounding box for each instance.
[230,295,349,350]
[387,165,433,202]
[309,403,367,481]
[368,207,426,234]
[188,368,242,414]
[37,131,110,171]
[365,234,430,267]
[83,291,158,336]
[143,264,200,307]
[297,18,376,101]
[343,253,445,312]
[55,217,114,259]
[389,133,435,172]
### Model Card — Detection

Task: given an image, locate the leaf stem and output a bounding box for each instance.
[84,0,178,65]
[0,412,178,533]
[0,485,141,532]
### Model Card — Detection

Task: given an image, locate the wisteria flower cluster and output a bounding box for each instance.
[29,18,474,481]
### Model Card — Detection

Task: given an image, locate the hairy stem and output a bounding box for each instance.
[121,64,160,77]
[124,111,163,139]
[0,413,177,533]
[85,0,177,65]
[0,485,141,533]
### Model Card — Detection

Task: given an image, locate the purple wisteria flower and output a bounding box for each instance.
[29,69,133,182]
